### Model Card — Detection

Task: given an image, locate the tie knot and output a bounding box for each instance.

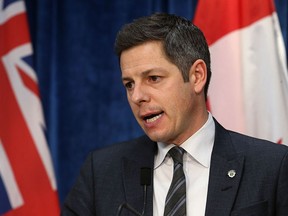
[168,146,185,164]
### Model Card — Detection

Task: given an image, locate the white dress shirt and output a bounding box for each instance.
[153,113,215,216]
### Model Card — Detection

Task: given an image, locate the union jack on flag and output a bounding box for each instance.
[0,0,60,215]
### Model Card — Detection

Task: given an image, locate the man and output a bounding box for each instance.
[61,13,288,216]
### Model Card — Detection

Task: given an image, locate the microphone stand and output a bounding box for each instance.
[116,168,151,216]
[141,184,148,216]
[116,202,142,216]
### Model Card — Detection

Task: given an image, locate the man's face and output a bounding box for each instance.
[120,41,205,145]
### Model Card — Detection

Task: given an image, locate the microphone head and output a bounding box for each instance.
[140,167,152,186]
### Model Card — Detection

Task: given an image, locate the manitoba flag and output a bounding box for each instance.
[194,0,288,145]
[0,0,60,215]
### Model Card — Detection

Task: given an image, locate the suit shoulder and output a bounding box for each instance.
[88,135,156,162]
[228,130,288,156]
[93,135,152,152]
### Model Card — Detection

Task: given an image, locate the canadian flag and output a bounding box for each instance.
[194,0,288,145]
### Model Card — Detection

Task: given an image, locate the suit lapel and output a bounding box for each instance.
[121,136,156,216]
[205,120,245,216]
[119,121,244,216]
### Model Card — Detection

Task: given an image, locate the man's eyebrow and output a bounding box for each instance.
[121,69,152,82]
[140,70,155,77]
[122,68,165,81]
[121,76,132,82]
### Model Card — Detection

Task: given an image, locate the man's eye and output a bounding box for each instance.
[124,82,133,89]
[149,76,160,82]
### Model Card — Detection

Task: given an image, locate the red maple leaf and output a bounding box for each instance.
[277,139,283,144]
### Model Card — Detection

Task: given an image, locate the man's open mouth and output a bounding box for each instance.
[143,112,164,123]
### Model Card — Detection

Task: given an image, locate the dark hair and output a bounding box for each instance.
[115,13,211,99]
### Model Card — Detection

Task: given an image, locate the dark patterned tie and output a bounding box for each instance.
[164,146,186,216]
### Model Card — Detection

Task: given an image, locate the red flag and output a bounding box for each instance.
[0,1,60,215]
[194,0,288,145]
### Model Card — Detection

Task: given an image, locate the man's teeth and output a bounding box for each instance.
[146,113,162,123]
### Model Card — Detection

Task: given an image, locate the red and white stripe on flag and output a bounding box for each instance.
[0,0,60,215]
[194,0,288,145]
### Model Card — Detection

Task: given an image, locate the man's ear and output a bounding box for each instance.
[189,59,207,94]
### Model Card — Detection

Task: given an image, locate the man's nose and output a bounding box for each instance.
[130,84,149,104]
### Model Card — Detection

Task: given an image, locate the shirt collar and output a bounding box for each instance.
[154,112,215,169]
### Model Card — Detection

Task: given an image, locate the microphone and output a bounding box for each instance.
[140,167,151,216]
[116,167,152,216]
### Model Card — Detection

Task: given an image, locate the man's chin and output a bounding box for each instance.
[145,132,168,143]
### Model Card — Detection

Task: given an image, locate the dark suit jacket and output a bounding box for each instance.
[61,120,288,216]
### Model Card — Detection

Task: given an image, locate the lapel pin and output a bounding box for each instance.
[227,170,236,178]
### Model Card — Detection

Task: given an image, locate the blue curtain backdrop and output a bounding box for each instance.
[24,0,288,203]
